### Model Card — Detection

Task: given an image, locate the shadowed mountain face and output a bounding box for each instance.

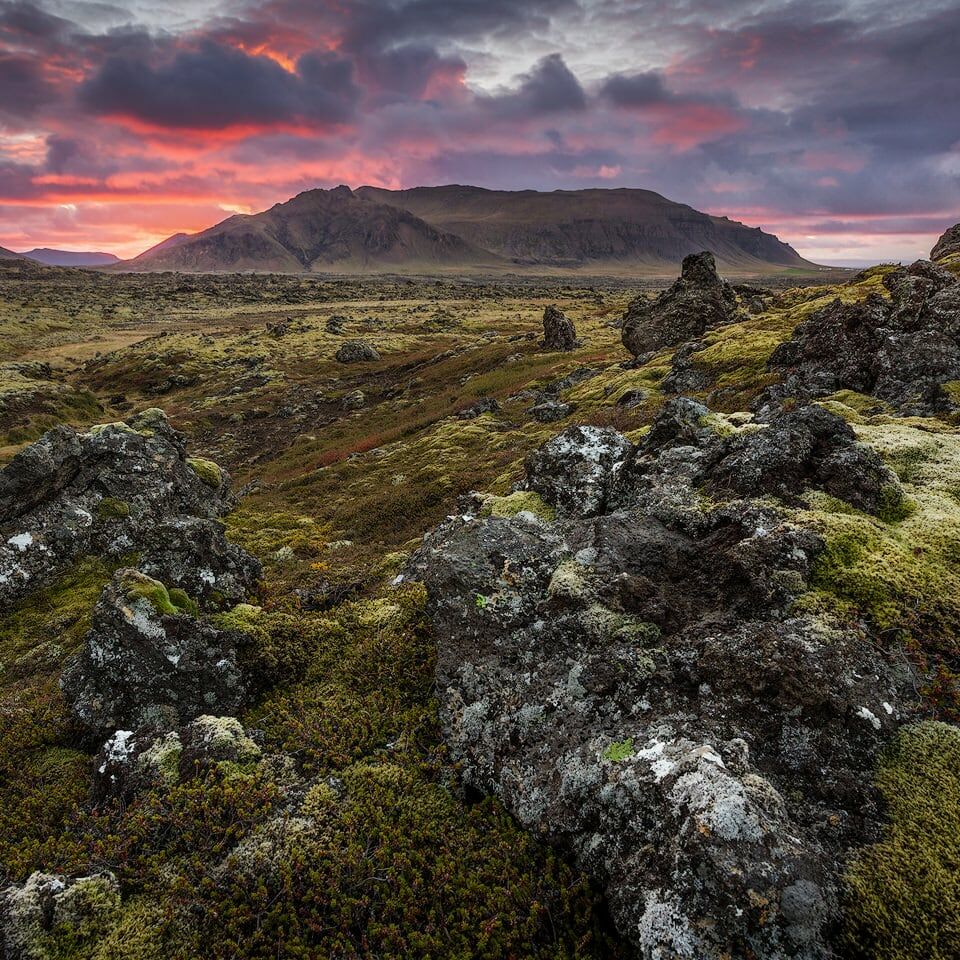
[0,246,24,260]
[124,186,497,274]
[22,249,120,267]
[124,183,816,275]
[357,184,813,271]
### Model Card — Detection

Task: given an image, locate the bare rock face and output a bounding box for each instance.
[932,222,960,261]
[622,251,740,358]
[408,401,912,959]
[542,305,577,351]
[335,340,380,363]
[61,569,249,738]
[0,409,249,607]
[760,259,960,416]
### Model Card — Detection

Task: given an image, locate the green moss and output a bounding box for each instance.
[96,497,130,520]
[0,557,118,878]
[187,457,223,488]
[121,572,197,618]
[843,722,960,959]
[477,490,556,520]
[603,739,635,762]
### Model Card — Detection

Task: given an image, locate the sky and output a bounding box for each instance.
[1,0,958,263]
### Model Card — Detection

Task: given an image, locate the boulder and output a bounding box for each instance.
[341,389,366,411]
[760,259,960,416]
[456,398,500,420]
[529,400,574,422]
[542,305,577,351]
[622,251,740,358]
[61,569,248,737]
[335,340,380,363]
[932,222,960,261]
[523,425,634,516]
[0,410,251,607]
[408,404,912,959]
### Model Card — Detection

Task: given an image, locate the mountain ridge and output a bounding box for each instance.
[121,184,819,275]
[22,249,121,267]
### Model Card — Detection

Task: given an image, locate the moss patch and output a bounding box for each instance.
[844,722,960,959]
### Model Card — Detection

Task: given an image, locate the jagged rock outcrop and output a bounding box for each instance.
[0,410,261,738]
[0,409,250,606]
[622,251,740,358]
[61,569,249,737]
[335,340,380,363]
[408,400,912,959]
[542,305,577,351]
[760,259,960,417]
[932,222,960,262]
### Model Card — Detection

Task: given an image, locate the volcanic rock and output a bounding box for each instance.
[335,340,381,363]
[932,222,960,261]
[409,401,912,959]
[542,305,577,351]
[760,259,960,416]
[0,409,250,607]
[622,251,740,358]
[61,569,248,737]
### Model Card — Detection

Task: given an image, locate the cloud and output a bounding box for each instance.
[482,54,587,118]
[79,39,358,129]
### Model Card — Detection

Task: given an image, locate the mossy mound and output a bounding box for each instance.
[844,722,960,959]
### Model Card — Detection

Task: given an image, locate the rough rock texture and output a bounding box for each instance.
[622,251,740,358]
[0,409,249,606]
[529,399,574,423]
[931,222,960,261]
[542,305,578,351]
[409,402,913,959]
[760,259,960,416]
[1,871,120,960]
[335,340,380,363]
[61,569,249,737]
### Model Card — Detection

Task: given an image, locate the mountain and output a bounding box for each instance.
[356,185,811,271]
[123,186,498,273]
[0,245,25,260]
[125,183,817,275]
[22,249,120,267]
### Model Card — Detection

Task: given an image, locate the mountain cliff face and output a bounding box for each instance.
[124,186,496,273]
[125,184,816,274]
[357,184,812,270]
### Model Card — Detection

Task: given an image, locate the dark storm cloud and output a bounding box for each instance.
[482,54,587,119]
[0,52,56,116]
[79,40,359,129]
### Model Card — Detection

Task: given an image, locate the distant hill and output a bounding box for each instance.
[123,186,498,274]
[357,185,811,271]
[124,183,817,275]
[22,249,120,267]
[0,245,25,260]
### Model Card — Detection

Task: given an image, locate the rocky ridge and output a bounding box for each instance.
[409,399,914,958]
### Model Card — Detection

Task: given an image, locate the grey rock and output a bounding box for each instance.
[932,222,960,261]
[760,259,960,416]
[0,410,252,607]
[529,400,574,422]
[408,404,912,958]
[622,252,740,357]
[61,569,248,737]
[523,425,634,516]
[456,398,500,420]
[542,305,577,351]
[341,389,367,410]
[335,340,380,363]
